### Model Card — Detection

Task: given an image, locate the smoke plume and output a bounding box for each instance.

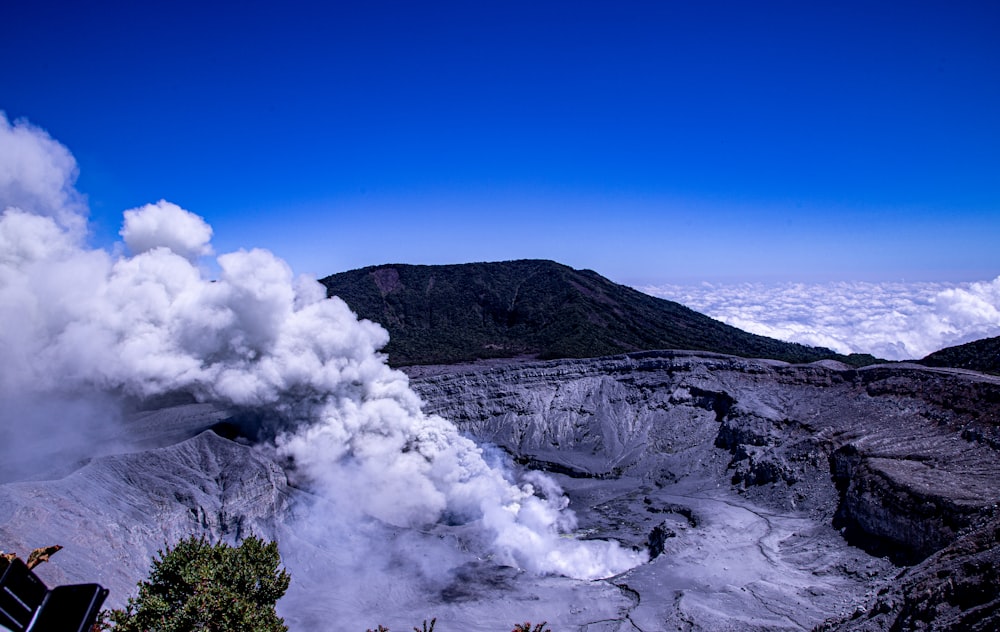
[0,112,643,583]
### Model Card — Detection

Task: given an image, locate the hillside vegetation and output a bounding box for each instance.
[320,260,878,367]
[920,335,1000,375]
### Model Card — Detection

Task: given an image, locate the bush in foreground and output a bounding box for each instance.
[104,535,290,632]
[103,536,551,632]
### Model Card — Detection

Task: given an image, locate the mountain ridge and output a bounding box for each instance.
[320,259,879,367]
[920,335,1000,375]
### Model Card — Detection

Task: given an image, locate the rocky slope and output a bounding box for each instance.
[816,512,1000,632]
[409,352,1000,629]
[2,352,997,630]
[0,430,291,603]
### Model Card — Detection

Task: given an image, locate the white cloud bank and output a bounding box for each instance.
[0,112,643,581]
[642,278,1000,361]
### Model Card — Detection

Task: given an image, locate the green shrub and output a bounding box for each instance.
[104,535,290,632]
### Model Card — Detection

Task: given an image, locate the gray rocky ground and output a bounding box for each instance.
[2,351,998,630]
[411,352,1000,631]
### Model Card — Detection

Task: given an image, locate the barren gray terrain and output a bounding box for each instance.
[2,351,999,630]
[411,352,1000,630]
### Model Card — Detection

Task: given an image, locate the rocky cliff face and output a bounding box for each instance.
[816,512,1000,632]
[410,352,1000,629]
[0,431,292,606]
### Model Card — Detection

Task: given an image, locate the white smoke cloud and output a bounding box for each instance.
[121,200,214,261]
[642,278,1000,360]
[0,113,643,582]
[0,113,87,237]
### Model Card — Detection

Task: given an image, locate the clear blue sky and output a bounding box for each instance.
[2,0,997,285]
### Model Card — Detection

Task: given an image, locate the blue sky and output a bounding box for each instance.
[2,0,998,285]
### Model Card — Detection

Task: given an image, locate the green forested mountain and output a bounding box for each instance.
[920,336,1000,375]
[321,260,878,367]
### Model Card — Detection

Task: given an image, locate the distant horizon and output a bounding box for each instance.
[317,256,1000,361]
[3,109,998,361]
[310,256,994,288]
[3,1,998,358]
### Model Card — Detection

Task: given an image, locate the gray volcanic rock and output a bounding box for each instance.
[410,351,1000,630]
[2,351,997,630]
[0,431,291,606]
[816,512,1000,631]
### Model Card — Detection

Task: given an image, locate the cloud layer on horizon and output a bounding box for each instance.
[642,279,1000,361]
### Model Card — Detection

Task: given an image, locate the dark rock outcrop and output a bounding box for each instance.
[817,513,1000,631]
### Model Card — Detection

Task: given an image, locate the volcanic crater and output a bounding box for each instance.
[3,350,998,631]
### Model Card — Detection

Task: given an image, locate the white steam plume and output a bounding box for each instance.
[121,200,214,261]
[0,112,643,580]
[0,114,87,237]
